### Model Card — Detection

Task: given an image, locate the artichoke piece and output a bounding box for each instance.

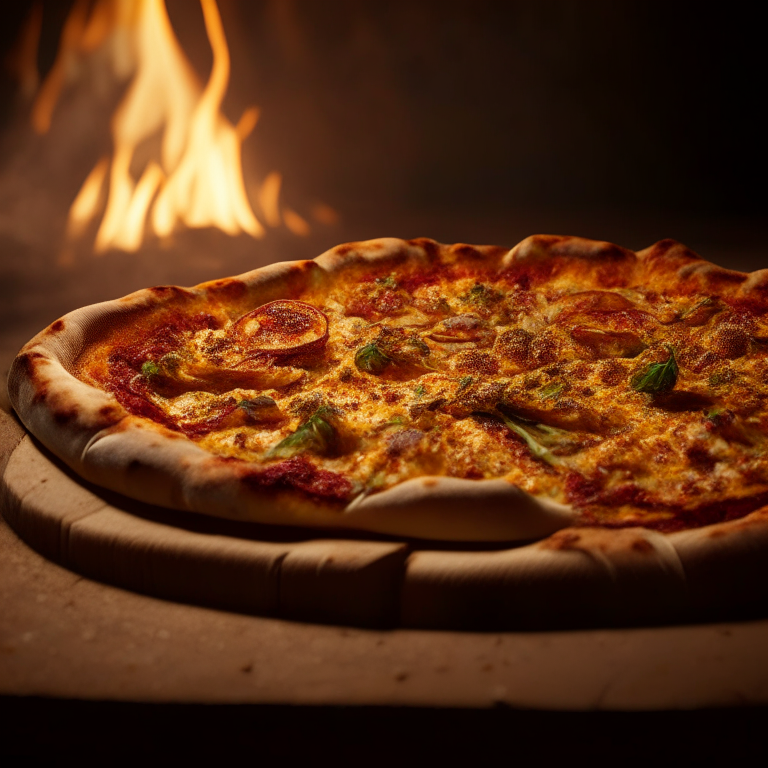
[680,296,721,326]
[460,283,502,307]
[142,353,303,395]
[499,414,560,466]
[443,380,508,419]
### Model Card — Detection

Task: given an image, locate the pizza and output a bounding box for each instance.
[7,235,768,552]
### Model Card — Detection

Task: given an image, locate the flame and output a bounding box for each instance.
[92,0,266,252]
[67,156,109,239]
[24,0,339,253]
[258,171,283,228]
[28,0,315,255]
[283,209,310,237]
[311,203,340,226]
[151,0,264,240]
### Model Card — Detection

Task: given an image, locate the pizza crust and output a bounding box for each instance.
[7,235,768,545]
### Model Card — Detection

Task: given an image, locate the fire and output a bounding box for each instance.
[26,0,330,253]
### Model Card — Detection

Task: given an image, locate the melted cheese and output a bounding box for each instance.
[77,245,768,530]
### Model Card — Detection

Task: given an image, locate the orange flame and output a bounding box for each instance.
[28,0,338,253]
[93,0,263,251]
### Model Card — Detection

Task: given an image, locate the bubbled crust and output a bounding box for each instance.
[8,235,768,550]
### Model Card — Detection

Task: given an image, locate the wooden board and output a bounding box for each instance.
[3,408,768,630]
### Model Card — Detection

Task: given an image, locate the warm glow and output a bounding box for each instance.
[67,156,109,238]
[32,0,328,254]
[311,203,340,226]
[258,171,282,227]
[283,208,310,237]
[150,0,264,242]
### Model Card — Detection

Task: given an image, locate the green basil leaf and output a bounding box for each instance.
[268,406,339,459]
[631,347,678,394]
[354,343,391,374]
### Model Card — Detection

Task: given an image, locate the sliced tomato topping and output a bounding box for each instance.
[232,300,329,357]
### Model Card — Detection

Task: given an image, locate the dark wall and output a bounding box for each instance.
[219,1,766,217]
[2,1,765,219]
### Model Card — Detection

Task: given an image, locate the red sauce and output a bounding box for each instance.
[102,357,179,431]
[724,297,768,315]
[110,313,219,368]
[579,491,768,532]
[242,456,353,503]
[570,462,768,532]
[499,260,557,290]
[565,471,603,506]
[650,492,768,532]
[180,404,239,438]
[100,313,220,431]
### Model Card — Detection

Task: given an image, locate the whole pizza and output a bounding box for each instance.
[8,236,768,558]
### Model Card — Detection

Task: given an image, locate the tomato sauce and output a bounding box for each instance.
[242,456,353,503]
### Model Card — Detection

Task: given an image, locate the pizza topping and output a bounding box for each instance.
[74,237,768,533]
[267,405,345,460]
[554,290,638,319]
[237,396,283,423]
[497,414,560,466]
[354,342,391,374]
[443,379,507,418]
[495,328,534,368]
[355,328,433,378]
[538,381,565,401]
[709,323,751,359]
[452,349,499,376]
[343,281,412,321]
[631,347,679,394]
[386,428,425,457]
[428,314,494,345]
[232,300,329,358]
[144,353,304,395]
[459,283,503,312]
[141,360,161,377]
[243,456,353,504]
[704,408,764,446]
[680,296,721,326]
[570,326,646,359]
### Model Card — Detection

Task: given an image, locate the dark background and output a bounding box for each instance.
[2,698,768,762]
[1,1,765,239]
